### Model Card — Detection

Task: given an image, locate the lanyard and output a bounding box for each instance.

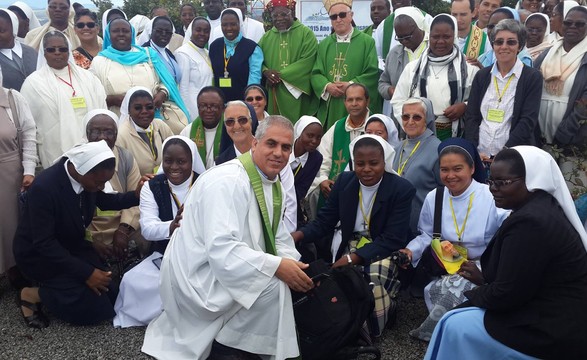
[397,140,421,176]
[449,193,474,241]
[359,187,377,231]
[494,75,514,103]
[223,44,237,77]
[189,42,212,70]
[168,177,194,210]
[55,65,76,97]
[145,124,156,160]
[293,162,302,177]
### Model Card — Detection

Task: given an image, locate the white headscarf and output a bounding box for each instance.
[120,86,152,125]
[431,13,459,43]
[10,1,41,29]
[0,8,18,37]
[83,108,119,129]
[394,6,427,33]
[63,140,114,175]
[349,134,398,175]
[156,135,206,175]
[294,115,322,140]
[525,12,551,35]
[137,16,176,46]
[220,8,243,35]
[101,8,127,39]
[513,146,587,251]
[36,31,75,70]
[129,14,150,43]
[563,0,580,18]
[365,114,401,149]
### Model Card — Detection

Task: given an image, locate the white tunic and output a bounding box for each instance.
[406,180,510,266]
[142,160,301,360]
[174,42,214,120]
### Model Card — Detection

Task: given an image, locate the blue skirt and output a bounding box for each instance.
[424,307,539,360]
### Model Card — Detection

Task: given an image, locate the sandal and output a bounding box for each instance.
[17,291,49,329]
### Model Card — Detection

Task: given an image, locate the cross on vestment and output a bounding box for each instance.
[280,60,288,68]
[333,149,346,174]
[334,52,346,82]
[280,39,288,48]
[361,220,368,230]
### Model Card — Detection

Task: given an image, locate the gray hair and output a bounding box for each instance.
[255,115,294,141]
[402,97,427,114]
[42,30,68,49]
[490,19,527,50]
[224,100,252,119]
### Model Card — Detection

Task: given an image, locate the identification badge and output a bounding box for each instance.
[70,96,87,109]
[219,77,232,87]
[356,236,372,249]
[487,108,505,123]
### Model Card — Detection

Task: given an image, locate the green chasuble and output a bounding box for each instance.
[258,20,319,123]
[311,28,380,130]
[189,117,223,167]
[363,25,374,37]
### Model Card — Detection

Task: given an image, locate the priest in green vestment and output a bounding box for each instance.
[312,0,381,130]
[179,86,226,169]
[259,0,318,123]
[363,0,391,37]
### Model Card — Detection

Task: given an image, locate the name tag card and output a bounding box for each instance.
[219,78,232,88]
[70,96,87,109]
[487,109,505,123]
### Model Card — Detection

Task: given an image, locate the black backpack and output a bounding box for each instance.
[292,260,380,360]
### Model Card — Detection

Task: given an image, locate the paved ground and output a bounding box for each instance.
[0,275,429,359]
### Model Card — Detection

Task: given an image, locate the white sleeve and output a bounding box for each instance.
[179,123,192,138]
[374,24,384,59]
[175,51,192,110]
[279,164,297,233]
[391,61,416,121]
[12,90,38,175]
[139,181,173,241]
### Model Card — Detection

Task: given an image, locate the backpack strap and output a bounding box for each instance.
[7,89,22,161]
[433,186,444,239]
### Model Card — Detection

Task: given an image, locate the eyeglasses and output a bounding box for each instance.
[225,116,249,127]
[492,38,519,46]
[88,129,116,139]
[133,104,155,111]
[395,28,415,42]
[401,114,424,122]
[198,103,221,111]
[329,11,350,21]
[76,22,96,29]
[271,11,291,20]
[563,20,587,28]
[487,177,523,188]
[45,47,69,53]
[245,96,264,102]
[486,24,496,31]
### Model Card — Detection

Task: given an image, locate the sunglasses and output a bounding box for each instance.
[487,178,523,188]
[225,116,249,127]
[45,47,69,53]
[88,129,116,139]
[198,103,221,111]
[492,38,518,46]
[329,11,350,21]
[563,20,587,28]
[133,104,155,111]
[76,22,96,29]
[395,28,415,42]
[245,96,264,102]
[401,114,424,122]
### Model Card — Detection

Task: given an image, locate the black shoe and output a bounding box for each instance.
[207,340,261,360]
[17,291,49,329]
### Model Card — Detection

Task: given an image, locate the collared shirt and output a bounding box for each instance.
[335,29,353,43]
[404,40,427,62]
[0,42,23,60]
[132,120,150,134]
[479,58,523,156]
[64,159,84,195]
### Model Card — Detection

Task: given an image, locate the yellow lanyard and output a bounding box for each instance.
[223,44,237,77]
[359,188,377,230]
[449,193,474,241]
[293,163,302,177]
[145,124,156,160]
[397,141,421,176]
[168,180,193,210]
[189,42,212,70]
[493,75,514,103]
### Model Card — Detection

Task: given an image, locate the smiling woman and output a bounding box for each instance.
[72,9,102,69]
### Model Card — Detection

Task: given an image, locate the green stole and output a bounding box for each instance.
[238,152,282,256]
[463,24,487,60]
[363,25,374,37]
[382,9,427,59]
[328,117,353,180]
[189,117,223,166]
